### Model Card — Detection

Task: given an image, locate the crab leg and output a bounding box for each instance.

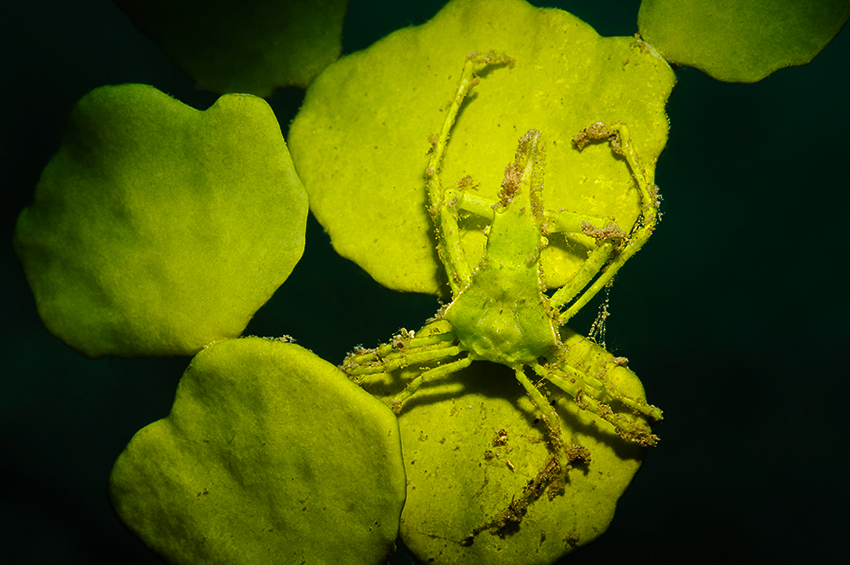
[425,51,514,295]
[531,362,661,447]
[343,320,459,378]
[550,122,660,324]
[344,328,457,370]
[465,365,591,540]
[548,240,618,310]
[391,355,473,413]
[511,366,571,471]
[346,343,464,379]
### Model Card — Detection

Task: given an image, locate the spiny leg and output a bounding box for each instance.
[390,355,473,413]
[342,319,475,414]
[425,51,515,296]
[532,359,662,447]
[544,209,626,312]
[348,342,465,387]
[512,365,594,484]
[467,364,590,540]
[549,122,660,324]
[343,321,458,379]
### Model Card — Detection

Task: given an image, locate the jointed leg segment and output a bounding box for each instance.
[551,122,660,324]
[425,51,515,295]
[344,329,459,379]
[343,320,472,413]
[533,360,661,447]
[391,355,473,412]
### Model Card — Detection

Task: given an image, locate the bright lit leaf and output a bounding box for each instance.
[638,0,850,82]
[109,338,406,565]
[14,85,308,358]
[289,0,675,296]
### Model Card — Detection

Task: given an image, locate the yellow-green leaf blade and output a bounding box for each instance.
[109,338,406,565]
[289,0,675,296]
[14,85,308,358]
[638,0,850,82]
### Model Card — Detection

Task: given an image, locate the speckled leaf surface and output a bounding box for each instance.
[361,325,648,564]
[109,338,406,565]
[289,0,674,297]
[639,0,850,82]
[113,0,347,95]
[14,85,308,358]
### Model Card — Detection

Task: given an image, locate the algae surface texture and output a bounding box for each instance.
[109,338,406,565]
[638,0,850,82]
[14,85,308,358]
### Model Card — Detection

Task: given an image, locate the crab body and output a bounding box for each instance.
[443,130,559,367]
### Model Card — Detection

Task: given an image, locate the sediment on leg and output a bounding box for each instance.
[342,325,459,375]
[464,452,564,543]
[555,122,661,325]
[532,362,660,447]
[344,343,463,379]
[426,52,514,295]
[462,366,590,544]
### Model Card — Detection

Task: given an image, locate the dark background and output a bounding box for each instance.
[2,1,848,563]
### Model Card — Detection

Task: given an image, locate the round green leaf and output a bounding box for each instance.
[638,0,850,82]
[289,0,674,296]
[113,0,347,95]
[109,338,406,565]
[14,85,308,358]
[362,327,649,564]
